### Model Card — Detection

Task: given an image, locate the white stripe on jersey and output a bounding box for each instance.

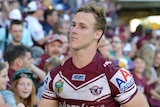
[53,71,111,101]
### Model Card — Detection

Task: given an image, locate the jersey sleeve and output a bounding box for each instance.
[106,64,137,104]
[42,71,58,100]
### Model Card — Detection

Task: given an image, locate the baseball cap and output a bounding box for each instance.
[9,9,22,20]
[46,34,63,44]
[31,46,44,59]
[26,1,46,12]
[12,68,36,82]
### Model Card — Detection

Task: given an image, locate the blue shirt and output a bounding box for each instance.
[0,90,17,107]
[0,27,33,52]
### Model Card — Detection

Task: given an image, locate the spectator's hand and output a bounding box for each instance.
[17,103,25,107]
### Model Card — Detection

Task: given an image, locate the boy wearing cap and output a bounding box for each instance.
[24,1,51,48]
[37,34,63,71]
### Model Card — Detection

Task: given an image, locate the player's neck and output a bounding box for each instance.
[72,48,97,69]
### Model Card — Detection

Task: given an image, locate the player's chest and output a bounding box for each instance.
[52,71,111,101]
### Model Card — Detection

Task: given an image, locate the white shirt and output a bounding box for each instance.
[25,16,45,42]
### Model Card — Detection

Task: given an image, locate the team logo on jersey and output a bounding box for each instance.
[72,74,86,81]
[55,80,64,93]
[89,86,103,96]
[110,68,134,93]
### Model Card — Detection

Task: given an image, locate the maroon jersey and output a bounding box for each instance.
[37,54,49,70]
[42,53,137,107]
[132,72,160,107]
[8,68,16,86]
[132,72,150,95]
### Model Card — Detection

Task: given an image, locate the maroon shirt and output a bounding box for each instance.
[37,54,49,70]
[132,72,160,107]
[132,72,150,95]
[8,68,16,87]
[42,53,137,107]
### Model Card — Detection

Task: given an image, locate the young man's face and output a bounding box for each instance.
[10,24,23,43]
[20,52,33,69]
[69,12,100,50]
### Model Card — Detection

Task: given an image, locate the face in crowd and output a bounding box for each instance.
[45,40,63,57]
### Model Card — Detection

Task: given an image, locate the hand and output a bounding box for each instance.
[17,103,25,107]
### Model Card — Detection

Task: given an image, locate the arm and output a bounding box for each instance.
[36,31,52,46]
[122,90,150,107]
[30,64,46,81]
[38,98,58,107]
[150,89,160,100]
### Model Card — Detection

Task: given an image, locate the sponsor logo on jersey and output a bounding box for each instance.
[55,80,64,93]
[110,68,134,93]
[103,60,112,67]
[59,101,105,107]
[89,86,103,96]
[72,74,86,81]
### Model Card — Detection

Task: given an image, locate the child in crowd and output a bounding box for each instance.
[44,56,62,73]
[11,68,37,107]
[132,56,160,107]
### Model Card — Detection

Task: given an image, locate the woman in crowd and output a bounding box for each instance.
[11,68,37,107]
[0,61,25,107]
[0,61,10,107]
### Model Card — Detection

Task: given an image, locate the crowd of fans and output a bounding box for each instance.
[0,0,159,107]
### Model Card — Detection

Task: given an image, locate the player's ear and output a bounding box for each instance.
[95,30,103,40]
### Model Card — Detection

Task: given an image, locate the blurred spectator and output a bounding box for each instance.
[53,18,69,35]
[41,7,58,35]
[8,0,20,11]
[59,32,69,56]
[30,46,45,66]
[0,1,10,28]
[110,36,134,70]
[11,68,37,107]
[132,56,160,107]
[131,24,144,46]
[151,48,160,94]
[18,0,31,13]
[4,45,46,87]
[97,35,112,59]
[138,41,156,80]
[24,1,51,48]
[7,20,24,49]
[44,56,62,73]
[0,61,23,107]
[37,34,63,71]
[0,8,33,53]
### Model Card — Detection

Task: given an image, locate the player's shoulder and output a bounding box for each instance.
[95,54,120,78]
